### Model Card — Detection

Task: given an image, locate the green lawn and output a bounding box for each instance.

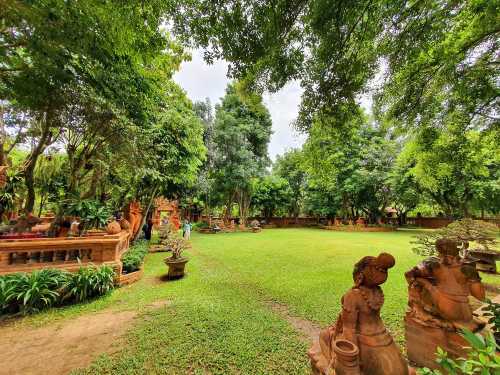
[11,228,500,374]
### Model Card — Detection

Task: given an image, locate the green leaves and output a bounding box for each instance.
[122,241,149,273]
[0,265,115,316]
[64,265,115,303]
[419,330,500,375]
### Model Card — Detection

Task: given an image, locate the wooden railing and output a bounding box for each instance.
[0,231,130,275]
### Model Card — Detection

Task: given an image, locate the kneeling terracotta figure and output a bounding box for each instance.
[404,238,486,368]
[309,253,413,375]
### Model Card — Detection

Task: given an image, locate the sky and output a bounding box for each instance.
[173,49,307,161]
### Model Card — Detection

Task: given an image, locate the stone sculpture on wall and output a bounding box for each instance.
[404,238,486,369]
[309,253,413,375]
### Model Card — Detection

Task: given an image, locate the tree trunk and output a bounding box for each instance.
[133,186,158,242]
[0,104,6,166]
[22,115,54,213]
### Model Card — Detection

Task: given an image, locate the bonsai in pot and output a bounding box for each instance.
[164,238,189,279]
[412,219,499,273]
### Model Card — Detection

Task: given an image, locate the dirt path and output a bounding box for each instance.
[266,301,322,343]
[0,309,138,375]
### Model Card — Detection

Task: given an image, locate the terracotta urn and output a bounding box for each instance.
[164,257,189,280]
[106,220,122,235]
[333,339,360,375]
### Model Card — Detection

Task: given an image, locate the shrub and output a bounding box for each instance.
[0,274,15,314]
[481,298,500,335]
[6,269,69,314]
[418,330,500,374]
[64,264,115,303]
[121,241,148,273]
[0,265,116,316]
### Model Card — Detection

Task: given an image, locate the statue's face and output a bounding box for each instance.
[362,264,388,286]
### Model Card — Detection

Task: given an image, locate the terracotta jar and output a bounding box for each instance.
[333,339,360,375]
[106,220,121,235]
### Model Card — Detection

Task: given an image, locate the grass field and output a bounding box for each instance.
[6,228,499,374]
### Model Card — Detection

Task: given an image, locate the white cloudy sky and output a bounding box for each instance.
[173,50,307,161]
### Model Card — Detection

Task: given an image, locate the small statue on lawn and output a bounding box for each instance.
[309,253,413,375]
[404,238,486,368]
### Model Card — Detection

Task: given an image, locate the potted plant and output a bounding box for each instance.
[164,238,189,279]
[412,219,499,273]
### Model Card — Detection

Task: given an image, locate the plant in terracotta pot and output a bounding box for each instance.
[164,238,189,279]
[412,219,499,273]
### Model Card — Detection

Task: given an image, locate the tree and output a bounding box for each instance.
[170,1,498,133]
[399,124,499,217]
[193,98,216,221]
[212,83,272,225]
[303,110,395,222]
[389,157,421,225]
[274,149,306,218]
[251,176,292,219]
[1,0,186,212]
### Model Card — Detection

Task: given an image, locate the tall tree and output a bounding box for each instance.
[213,83,272,225]
[303,110,395,222]
[273,149,306,218]
[1,0,186,211]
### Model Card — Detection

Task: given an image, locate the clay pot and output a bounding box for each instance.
[164,257,188,280]
[119,218,131,230]
[106,220,122,235]
[333,339,360,375]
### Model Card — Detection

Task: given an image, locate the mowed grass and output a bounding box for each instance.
[189,228,428,344]
[8,228,499,374]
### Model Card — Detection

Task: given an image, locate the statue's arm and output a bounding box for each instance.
[463,264,486,300]
[470,281,485,301]
[341,291,359,347]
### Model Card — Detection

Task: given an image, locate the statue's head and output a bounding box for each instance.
[435,238,460,263]
[353,252,395,287]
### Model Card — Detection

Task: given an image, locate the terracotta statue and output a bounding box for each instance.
[405,238,486,368]
[309,253,413,375]
[126,201,143,239]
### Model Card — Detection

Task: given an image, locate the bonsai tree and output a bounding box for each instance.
[412,219,498,258]
[165,237,189,260]
[250,219,261,228]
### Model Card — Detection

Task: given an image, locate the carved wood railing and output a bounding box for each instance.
[0,231,130,275]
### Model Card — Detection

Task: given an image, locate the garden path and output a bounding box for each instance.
[0,299,171,375]
[0,309,137,375]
